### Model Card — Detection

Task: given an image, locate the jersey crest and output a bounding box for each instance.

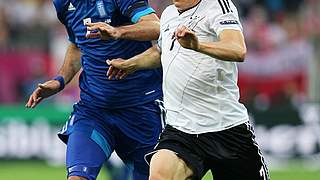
[68,2,76,11]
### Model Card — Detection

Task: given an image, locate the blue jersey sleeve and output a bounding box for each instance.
[116,0,155,23]
[52,0,76,44]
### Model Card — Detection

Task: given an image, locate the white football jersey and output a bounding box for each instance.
[159,0,249,134]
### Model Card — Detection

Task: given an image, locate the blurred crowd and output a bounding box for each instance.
[0,0,319,116]
[1,0,319,53]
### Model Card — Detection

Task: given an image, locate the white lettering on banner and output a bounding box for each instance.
[1,122,319,159]
[254,104,320,158]
[0,104,319,167]
[255,125,320,157]
[0,119,65,164]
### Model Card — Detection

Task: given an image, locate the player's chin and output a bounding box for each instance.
[173,1,184,10]
[173,0,194,11]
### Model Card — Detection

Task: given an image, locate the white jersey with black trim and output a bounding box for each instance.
[159,0,249,134]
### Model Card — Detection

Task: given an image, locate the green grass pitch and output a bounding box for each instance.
[0,160,319,180]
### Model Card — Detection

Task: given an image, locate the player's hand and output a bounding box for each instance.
[85,22,121,40]
[175,25,200,51]
[106,59,136,80]
[25,80,61,108]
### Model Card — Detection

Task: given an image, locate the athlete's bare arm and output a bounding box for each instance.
[106,45,161,80]
[57,43,82,84]
[175,27,247,62]
[26,43,81,108]
[86,13,160,41]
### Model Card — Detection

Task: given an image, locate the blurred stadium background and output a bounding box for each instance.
[0,0,320,179]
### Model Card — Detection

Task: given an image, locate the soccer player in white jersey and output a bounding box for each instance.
[106,0,270,179]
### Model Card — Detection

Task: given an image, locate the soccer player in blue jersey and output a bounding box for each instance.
[26,0,163,180]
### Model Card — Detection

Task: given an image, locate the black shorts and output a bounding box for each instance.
[145,122,270,180]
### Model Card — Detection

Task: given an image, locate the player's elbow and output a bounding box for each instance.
[150,21,160,40]
[235,47,246,62]
[138,14,160,40]
[140,20,160,40]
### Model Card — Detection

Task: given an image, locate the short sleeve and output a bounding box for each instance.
[52,0,66,23]
[52,0,76,44]
[209,2,242,36]
[65,27,76,44]
[116,0,155,23]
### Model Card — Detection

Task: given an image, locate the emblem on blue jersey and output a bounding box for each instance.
[68,2,76,11]
[83,18,92,36]
[220,20,239,25]
[96,0,107,18]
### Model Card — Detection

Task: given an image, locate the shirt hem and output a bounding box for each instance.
[169,118,249,135]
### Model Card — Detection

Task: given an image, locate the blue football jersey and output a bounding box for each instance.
[53,0,162,108]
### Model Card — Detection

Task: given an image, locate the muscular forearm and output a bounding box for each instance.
[116,14,160,41]
[197,30,247,62]
[57,43,82,84]
[198,41,246,62]
[116,21,159,41]
[176,28,246,62]
[127,45,161,70]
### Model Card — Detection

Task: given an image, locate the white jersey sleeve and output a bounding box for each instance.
[209,0,242,36]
